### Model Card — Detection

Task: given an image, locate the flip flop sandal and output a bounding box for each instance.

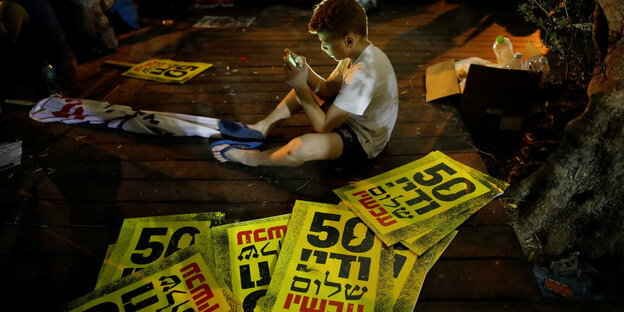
[218,119,264,141]
[210,140,263,162]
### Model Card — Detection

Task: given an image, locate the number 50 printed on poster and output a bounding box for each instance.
[261,201,394,312]
[122,59,213,84]
[334,151,507,247]
[96,213,218,288]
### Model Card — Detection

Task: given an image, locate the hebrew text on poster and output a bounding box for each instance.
[66,246,240,312]
[212,214,290,311]
[261,200,394,312]
[334,151,506,246]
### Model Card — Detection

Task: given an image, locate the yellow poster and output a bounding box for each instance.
[334,151,507,247]
[400,155,510,254]
[261,200,394,312]
[212,214,290,311]
[122,59,213,83]
[96,244,115,284]
[391,231,456,312]
[391,244,434,311]
[65,246,240,312]
[401,203,473,255]
[96,212,222,288]
[428,231,456,270]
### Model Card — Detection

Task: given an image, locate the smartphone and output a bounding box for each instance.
[288,53,302,69]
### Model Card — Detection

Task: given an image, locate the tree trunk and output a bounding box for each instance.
[508,0,624,262]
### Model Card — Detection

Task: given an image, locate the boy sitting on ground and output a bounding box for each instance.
[211,0,398,167]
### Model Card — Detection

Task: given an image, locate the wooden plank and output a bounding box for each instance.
[125,92,433,109]
[83,75,132,100]
[38,152,482,180]
[166,38,520,54]
[158,52,485,69]
[15,201,295,226]
[0,109,72,141]
[103,27,195,63]
[420,258,541,299]
[33,178,336,202]
[162,69,427,85]
[32,135,473,162]
[0,254,103,310]
[465,199,510,226]
[101,75,147,105]
[134,78,428,94]
[0,226,115,256]
[445,225,524,258]
[64,67,121,99]
[14,196,509,228]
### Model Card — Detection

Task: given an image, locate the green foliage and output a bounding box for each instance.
[518,0,596,86]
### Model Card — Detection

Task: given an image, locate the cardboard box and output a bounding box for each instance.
[425,59,459,102]
[426,62,540,135]
[459,64,540,134]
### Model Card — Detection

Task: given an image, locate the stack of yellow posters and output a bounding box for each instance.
[334,150,508,255]
[65,246,240,312]
[65,212,238,312]
[63,151,506,312]
[94,212,225,288]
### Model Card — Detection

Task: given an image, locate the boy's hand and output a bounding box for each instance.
[283,49,308,89]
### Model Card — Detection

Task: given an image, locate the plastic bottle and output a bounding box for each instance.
[493,35,514,67]
[506,52,524,70]
[41,61,62,95]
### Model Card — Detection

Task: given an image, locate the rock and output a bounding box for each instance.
[508,0,624,265]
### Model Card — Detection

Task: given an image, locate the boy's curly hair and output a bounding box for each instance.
[308,0,368,38]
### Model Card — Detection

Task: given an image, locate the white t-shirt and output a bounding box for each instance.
[329,43,398,158]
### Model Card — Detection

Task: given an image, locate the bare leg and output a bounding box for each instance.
[212,132,343,167]
[249,88,323,137]
[214,89,300,139]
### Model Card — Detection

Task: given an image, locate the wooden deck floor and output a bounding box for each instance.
[1,1,619,311]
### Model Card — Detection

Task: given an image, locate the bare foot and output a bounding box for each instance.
[211,143,246,163]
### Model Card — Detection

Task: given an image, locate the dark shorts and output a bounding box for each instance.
[335,123,368,163]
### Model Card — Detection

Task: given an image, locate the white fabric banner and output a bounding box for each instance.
[29,95,221,138]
